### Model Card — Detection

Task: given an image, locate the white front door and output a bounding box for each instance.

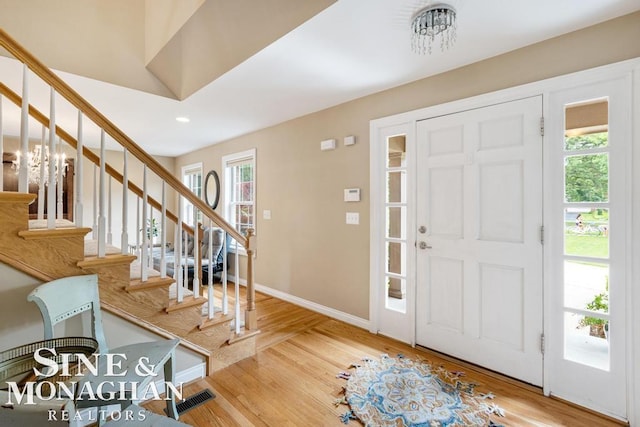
[415,97,544,386]
[545,78,629,420]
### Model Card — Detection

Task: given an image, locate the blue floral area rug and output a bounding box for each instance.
[336,354,505,427]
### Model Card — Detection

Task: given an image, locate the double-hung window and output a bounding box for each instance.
[182,163,203,226]
[222,149,256,249]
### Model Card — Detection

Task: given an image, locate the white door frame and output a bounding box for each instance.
[369,57,640,425]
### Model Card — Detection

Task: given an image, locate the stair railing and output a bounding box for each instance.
[0,29,257,332]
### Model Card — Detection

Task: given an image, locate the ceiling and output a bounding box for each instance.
[1,0,639,157]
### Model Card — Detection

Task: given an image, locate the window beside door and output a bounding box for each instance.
[562,99,611,371]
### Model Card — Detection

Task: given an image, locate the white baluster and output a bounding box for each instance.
[75,111,83,227]
[176,197,184,302]
[192,208,200,299]
[92,163,97,238]
[97,130,106,258]
[160,181,167,278]
[0,94,3,191]
[56,137,63,220]
[141,165,148,282]
[46,88,56,229]
[0,94,4,191]
[37,126,45,220]
[121,149,128,254]
[107,176,112,244]
[148,205,154,269]
[135,197,140,256]
[222,230,228,315]
[18,64,29,193]
[207,220,214,319]
[234,243,240,334]
[183,223,188,297]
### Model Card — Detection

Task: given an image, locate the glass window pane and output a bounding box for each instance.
[564,260,609,313]
[385,276,406,314]
[564,153,608,203]
[564,208,609,258]
[387,171,406,203]
[386,135,406,168]
[565,132,608,151]
[386,207,406,239]
[564,311,609,371]
[386,241,405,276]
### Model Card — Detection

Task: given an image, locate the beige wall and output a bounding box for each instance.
[181,12,640,321]
[0,0,174,98]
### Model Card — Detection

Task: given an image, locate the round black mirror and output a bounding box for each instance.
[204,170,220,210]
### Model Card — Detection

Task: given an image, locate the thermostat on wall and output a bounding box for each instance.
[344,188,361,202]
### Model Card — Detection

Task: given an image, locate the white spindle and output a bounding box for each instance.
[176,197,184,302]
[222,230,228,315]
[192,209,200,299]
[75,111,83,227]
[148,205,154,269]
[97,130,106,258]
[107,176,112,244]
[0,94,3,191]
[46,88,56,229]
[18,64,29,193]
[135,197,140,256]
[160,181,167,278]
[121,149,128,254]
[234,244,240,334]
[37,126,45,219]
[92,164,98,238]
[183,224,189,296]
[56,137,63,220]
[207,221,214,319]
[141,165,148,282]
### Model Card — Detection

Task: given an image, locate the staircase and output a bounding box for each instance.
[0,29,259,375]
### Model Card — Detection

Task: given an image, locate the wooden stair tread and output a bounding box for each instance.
[78,253,137,268]
[19,227,92,240]
[84,239,123,257]
[228,329,261,345]
[199,313,234,330]
[0,192,35,204]
[165,295,207,313]
[126,276,175,292]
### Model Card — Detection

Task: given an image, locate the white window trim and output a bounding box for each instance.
[181,162,203,226]
[221,148,256,255]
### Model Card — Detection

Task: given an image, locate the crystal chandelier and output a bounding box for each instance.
[411,4,457,54]
[12,145,68,186]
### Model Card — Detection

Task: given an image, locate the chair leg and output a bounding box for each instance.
[164,350,179,420]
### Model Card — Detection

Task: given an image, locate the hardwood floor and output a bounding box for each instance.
[145,291,625,426]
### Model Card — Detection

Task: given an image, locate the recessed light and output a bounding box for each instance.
[176,116,190,123]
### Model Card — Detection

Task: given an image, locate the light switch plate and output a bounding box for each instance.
[263,210,271,220]
[346,212,359,225]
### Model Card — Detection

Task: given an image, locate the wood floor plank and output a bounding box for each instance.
[144,293,626,427]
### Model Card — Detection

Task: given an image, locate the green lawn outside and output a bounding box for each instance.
[565,234,609,259]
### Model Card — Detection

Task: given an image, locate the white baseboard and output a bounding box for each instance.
[226,274,370,330]
[255,283,370,330]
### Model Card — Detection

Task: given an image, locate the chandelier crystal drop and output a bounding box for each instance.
[411,4,457,55]
[12,145,68,186]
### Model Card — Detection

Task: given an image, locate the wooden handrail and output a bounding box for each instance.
[0,82,195,235]
[0,28,247,247]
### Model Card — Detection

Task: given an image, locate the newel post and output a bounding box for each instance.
[245,228,258,330]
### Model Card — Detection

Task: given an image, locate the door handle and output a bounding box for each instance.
[419,241,432,250]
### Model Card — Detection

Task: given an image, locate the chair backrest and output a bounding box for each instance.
[27,274,108,353]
